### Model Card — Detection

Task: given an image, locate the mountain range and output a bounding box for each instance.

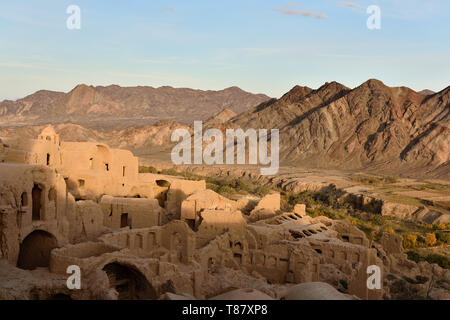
[0,84,270,129]
[229,79,449,177]
[1,79,448,179]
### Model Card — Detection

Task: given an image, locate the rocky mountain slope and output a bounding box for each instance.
[230,79,449,178]
[0,84,269,129]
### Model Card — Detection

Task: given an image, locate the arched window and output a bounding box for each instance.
[32,184,42,221]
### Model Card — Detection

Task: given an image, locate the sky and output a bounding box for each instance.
[0,0,449,100]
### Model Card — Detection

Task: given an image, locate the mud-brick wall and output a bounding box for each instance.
[0,207,20,264]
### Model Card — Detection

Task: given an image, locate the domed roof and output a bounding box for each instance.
[40,125,57,136]
[210,288,274,300]
[284,282,358,300]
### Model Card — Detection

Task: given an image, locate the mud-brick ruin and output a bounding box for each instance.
[0,127,448,300]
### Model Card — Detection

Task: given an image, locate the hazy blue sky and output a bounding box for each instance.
[0,0,449,100]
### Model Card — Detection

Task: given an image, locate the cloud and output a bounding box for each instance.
[339,1,359,8]
[273,5,328,19]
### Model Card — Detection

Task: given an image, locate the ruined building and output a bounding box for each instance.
[0,127,448,300]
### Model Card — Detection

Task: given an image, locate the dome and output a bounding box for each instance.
[210,288,274,300]
[284,282,358,300]
[40,125,57,136]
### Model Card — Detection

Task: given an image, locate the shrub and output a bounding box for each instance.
[207,183,220,193]
[160,168,181,176]
[216,185,236,196]
[407,251,450,269]
[286,192,317,208]
[352,175,381,185]
[436,231,450,245]
[383,176,398,184]
[384,227,395,234]
[406,251,421,263]
[229,178,252,193]
[369,214,388,226]
[139,165,158,173]
[254,185,271,197]
[416,234,425,245]
[424,254,449,269]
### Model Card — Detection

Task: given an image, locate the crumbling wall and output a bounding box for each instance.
[330,220,370,247]
[380,232,403,255]
[0,206,20,264]
[100,196,165,230]
[307,237,382,300]
[75,200,107,241]
[165,179,206,220]
[196,210,246,248]
[249,193,280,222]
[0,164,70,266]
[160,220,196,264]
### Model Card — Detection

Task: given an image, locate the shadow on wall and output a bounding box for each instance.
[32,183,43,221]
[154,179,171,208]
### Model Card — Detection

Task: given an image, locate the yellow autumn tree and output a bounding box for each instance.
[384,227,395,234]
[404,234,417,249]
[425,233,437,247]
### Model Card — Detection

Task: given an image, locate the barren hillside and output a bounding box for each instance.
[230,79,449,178]
[0,84,270,129]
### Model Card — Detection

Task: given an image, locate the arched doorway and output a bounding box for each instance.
[17,230,58,270]
[32,184,42,221]
[102,263,157,300]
